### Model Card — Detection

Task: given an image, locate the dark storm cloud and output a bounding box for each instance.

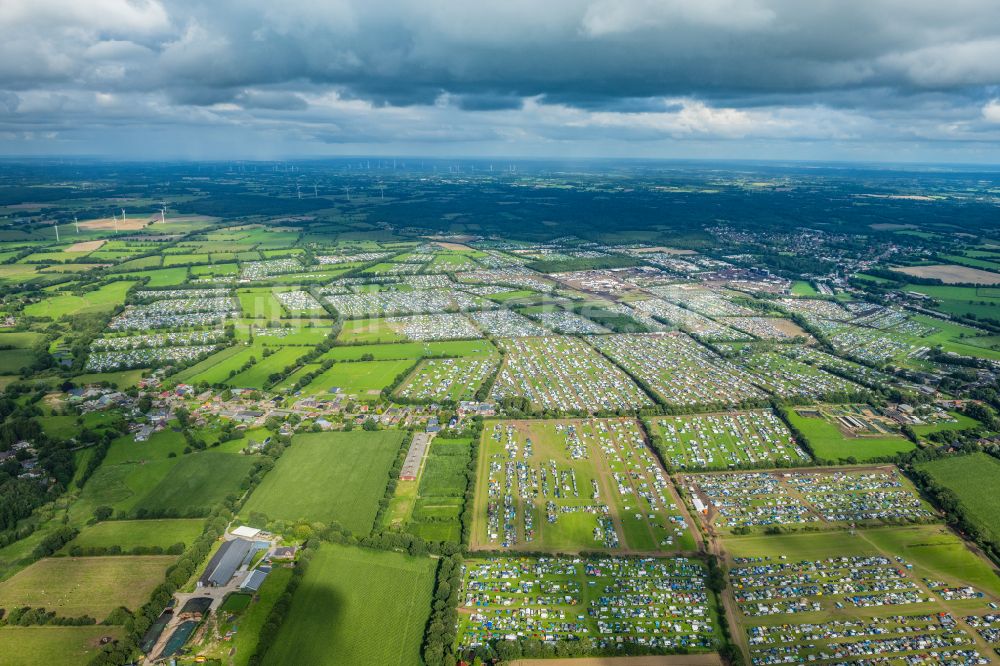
[1,0,999,158]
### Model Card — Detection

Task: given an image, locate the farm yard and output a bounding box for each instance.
[785,405,917,462]
[472,419,695,553]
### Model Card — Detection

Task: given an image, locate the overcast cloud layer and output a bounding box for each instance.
[2,0,1000,161]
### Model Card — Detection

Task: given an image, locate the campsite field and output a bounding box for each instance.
[682,466,933,535]
[722,525,1000,665]
[646,410,810,470]
[471,419,696,553]
[916,453,1000,545]
[491,336,652,412]
[0,556,174,620]
[63,519,205,552]
[262,544,434,666]
[240,430,403,534]
[0,626,125,666]
[457,555,718,656]
[784,405,915,462]
[395,355,498,402]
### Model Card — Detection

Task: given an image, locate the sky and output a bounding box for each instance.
[1,0,1000,162]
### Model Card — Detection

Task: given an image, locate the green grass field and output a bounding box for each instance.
[171,345,247,384]
[63,519,205,552]
[321,339,495,361]
[335,318,407,343]
[226,346,306,389]
[0,626,125,666]
[297,359,413,400]
[785,407,915,462]
[402,437,472,543]
[262,544,434,666]
[0,556,174,620]
[71,369,146,388]
[133,452,257,515]
[23,281,135,319]
[917,453,1000,544]
[790,280,818,296]
[241,430,403,534]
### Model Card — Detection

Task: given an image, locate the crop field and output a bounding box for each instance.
[491,336,651,412]
[785,405,916,462]
[591,333,765,408]
[241,430,403,534]
[395,355,498,402]
[892,263,1000,285]
[682,467,933,535]
[298,358,413,400]
[472,419,695,553]
[262,544,434,666]
[916,453,1000,545]
[132,451,256,515]
[0,626,125,666]
[723,525,1000,665]
[64,519,205,552]
[0,556,174,620]
[647,410,810,471]
[72,444,253,519]
[457,555,717,655]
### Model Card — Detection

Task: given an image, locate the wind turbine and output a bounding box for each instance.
[344,186,351,202]
[113,212,119,234]
[313,183,318,197]
[379,183,384,200]
[296,184,301,200]
[54,221,60,242]
[160,203,166,224]
[74,216,79,233]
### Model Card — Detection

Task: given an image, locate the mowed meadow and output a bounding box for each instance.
[240,430,404,534]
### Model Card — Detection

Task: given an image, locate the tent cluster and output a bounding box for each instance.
[594,333,765,407]
[491,337,650,412]
[386,313,482,341]
[458,556,713,651]
[397,356,498,402]
[275,290,324,312]
[654,410,808,470]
